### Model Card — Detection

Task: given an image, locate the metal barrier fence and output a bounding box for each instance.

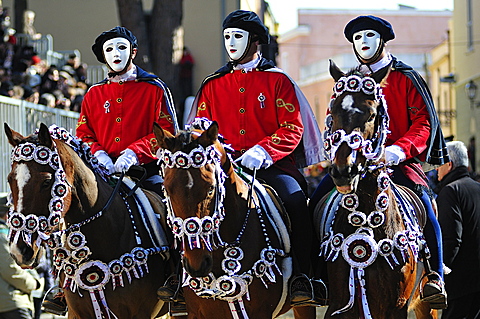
[0,95,79,193]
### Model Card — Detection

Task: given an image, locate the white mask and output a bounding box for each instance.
[224,28,249,61]
[102,37,131,72]
[353,29,381,60]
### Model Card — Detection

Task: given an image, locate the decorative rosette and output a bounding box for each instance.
[191,148,207,167]
[46,233,62,249]
[132,247,149,277]
[215,275,237,297]
[348,132,364,150]
[108,259,124,290]
[361,77,376,95]
[348,211,367,227]
[120,253,138,283]
[38,216,49,233]
[24,214,39,233]
[325,233,344,262]
[367,211,385,228]
[334,77,347,96]
[33,146,52,165]
[375,192,389,211]
[188,276,205,292]
[222,258,241,275]
[377,238,399,270]
[377,173,390,191]
[224,247,244,261]
[8,211,25,231]
[71,246,91,261]
[341,194,359,211]
[341,233,378,269]
[62,262,77,292]
[48,212,61,228]
[75,260,110,291]
[393,231,409,263]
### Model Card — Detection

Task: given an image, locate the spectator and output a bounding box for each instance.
[61,53,87,85]
[22,10,41,41]
[435,141,480,318]
[0,193,41,319]
[178,46,194,121]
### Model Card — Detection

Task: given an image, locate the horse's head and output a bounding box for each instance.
[154,121,228,277]
[325,60,390,194]
[4,123,74,266]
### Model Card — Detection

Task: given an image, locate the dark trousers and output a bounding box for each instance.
[442,292,480,319]
[0,308,33,319]
[256,165,313,276]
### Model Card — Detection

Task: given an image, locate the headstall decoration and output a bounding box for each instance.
[323,74,390,164]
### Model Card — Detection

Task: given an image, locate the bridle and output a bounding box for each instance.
[159,143,227,251]
[323,74,390,177]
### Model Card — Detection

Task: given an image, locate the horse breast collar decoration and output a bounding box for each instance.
[8,125,167,319]
[320,72,426,318]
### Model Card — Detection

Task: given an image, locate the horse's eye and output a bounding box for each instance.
[207,185,215,196]
[368,113,376,122]
[42,176,53,188]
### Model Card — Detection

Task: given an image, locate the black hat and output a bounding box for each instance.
[223,10,270,44]
[344,15,395,43]
[92,26,138,63]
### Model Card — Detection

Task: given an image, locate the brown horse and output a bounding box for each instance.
[4,123,178,319]
[314,61,436,319]
[153,122,316,319]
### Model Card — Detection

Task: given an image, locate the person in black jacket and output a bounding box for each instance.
[435,141,480,318]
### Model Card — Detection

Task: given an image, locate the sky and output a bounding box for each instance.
[267,0,454,34]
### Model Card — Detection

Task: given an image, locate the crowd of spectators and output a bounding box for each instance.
[0,7,88,112]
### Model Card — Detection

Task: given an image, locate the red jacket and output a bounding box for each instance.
[76,80,175,164]
[382,69,431,186]
[196,69,304,163]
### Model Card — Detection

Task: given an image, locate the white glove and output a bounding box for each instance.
[385,145,406,165]
[94,150,115,175]
[236,145,273,170]
[114,149,139,173]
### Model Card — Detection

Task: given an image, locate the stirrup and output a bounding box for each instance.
[420,271,447,309]
[311,278,329,307]
[42,290,68,316]
[158,274,184,302]
[290,274,313,307]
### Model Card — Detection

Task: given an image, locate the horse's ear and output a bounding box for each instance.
[4,123,24,147]
[329,59,345,82]
[198,121,219,147]
[371,64,391,86]
[38,123,54,149]
[153,122,174,150]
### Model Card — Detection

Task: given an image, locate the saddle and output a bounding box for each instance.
[394,184,427,230]
[262,183,292,233]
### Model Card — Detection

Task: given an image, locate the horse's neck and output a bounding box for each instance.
[220,168,251,241]
[57,142,105,220]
